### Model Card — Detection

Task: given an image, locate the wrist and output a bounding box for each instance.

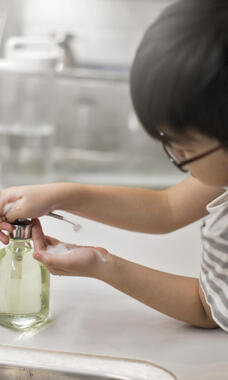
[94,251,119,282]
[48,182,84,212]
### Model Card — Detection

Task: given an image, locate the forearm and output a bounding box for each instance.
[52,178,221,234]
[0,176,221,233]
[54,182,171,234]
[98,254,217,329]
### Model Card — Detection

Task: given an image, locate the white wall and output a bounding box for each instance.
[0,0,183,186]
[21,0,173,65]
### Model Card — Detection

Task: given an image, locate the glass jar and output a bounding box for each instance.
[0,36,62,187]
[0,219,50,330]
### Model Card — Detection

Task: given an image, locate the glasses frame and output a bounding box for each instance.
[162,140,228,173]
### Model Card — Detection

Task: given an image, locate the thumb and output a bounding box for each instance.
[32,218,47,251]
[0,198,23,223]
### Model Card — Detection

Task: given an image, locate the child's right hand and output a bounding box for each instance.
[0,184,58,223]
[0,183,61,245]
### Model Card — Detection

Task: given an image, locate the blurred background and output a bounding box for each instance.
[0,0,186,189]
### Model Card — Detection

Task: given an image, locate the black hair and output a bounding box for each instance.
[130,0,228,143]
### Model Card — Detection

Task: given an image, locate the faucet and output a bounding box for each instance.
[50,31,77,68]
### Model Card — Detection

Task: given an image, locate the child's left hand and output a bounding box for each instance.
[32,219,109,278]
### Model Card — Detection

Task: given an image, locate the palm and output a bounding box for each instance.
[32,219,108,277]
[63,247,98,276]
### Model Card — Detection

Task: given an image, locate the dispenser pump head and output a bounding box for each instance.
[10,219,33,240]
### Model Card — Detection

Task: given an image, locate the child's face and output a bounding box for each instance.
[160,128,228,188]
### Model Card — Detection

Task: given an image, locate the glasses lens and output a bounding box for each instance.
[165,144,186,164]
[164,143,189,172]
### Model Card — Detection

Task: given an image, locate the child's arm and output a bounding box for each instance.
[0,176,223,234]
[58,176,223,233]
[100,254,217,329]
[32,220,217,329]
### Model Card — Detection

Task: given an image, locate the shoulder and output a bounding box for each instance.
[203,190,228,237]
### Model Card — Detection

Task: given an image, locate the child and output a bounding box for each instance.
[0,0,227,330]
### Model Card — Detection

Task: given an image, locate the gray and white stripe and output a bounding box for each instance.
[200,190,228,331]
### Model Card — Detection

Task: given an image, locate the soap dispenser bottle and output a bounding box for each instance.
[0,219,50,330]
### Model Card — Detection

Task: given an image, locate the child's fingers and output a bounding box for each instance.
[0,221,14,233]
[34,250,69,269]
[48,267,68,276]
[65,242,79,250]
[0,222,14,245]
[32,219,47,251]
[33,251,51,265]
[44,235,61,246]
[0,231,10,245]
[0,196,22,222]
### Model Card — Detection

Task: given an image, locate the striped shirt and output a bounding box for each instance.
[200,190,228,331]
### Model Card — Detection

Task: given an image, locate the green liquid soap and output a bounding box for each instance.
[0,238,50,330]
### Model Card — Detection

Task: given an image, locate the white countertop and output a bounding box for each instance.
[0,213,228,380]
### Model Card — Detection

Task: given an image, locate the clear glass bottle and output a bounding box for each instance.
[0,219,50,330]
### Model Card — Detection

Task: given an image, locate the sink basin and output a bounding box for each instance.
[0,366,126,379]
[0,345,177,380]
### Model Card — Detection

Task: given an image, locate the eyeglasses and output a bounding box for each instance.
[160,132,227,173]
